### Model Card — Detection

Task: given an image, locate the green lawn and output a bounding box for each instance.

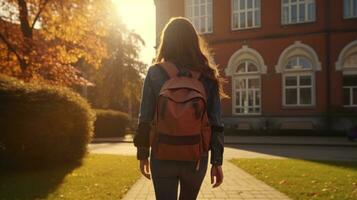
[0,154,140,200]
[231,158,357,200]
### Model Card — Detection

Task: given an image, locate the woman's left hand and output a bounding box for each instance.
[211,165,223,188]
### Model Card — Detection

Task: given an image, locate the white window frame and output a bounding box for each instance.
[232,60,261,115]
[185,0,213,34]
[343,85,357,107]
[344,0,357,19]
[342,73,357,107]
[283,72,315,106]
[282,56,315,107]
[231,0,261,30]
[281,0,316,25]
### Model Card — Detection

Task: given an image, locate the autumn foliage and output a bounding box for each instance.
[0,0,128,86]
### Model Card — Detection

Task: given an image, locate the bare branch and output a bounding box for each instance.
[0,35,27,70]
[31,0,51,30]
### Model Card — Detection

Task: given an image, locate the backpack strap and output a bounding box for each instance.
[159,62,179,78]
[189,70,201,80]
[159,61,202,80]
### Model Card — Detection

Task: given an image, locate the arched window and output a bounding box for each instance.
[226,45,266,115]
[234,60,261,114]
[276,41,321,107]
[283,56,314,106]
[336,40,357,107]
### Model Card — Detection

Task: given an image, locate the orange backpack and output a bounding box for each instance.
[150,62,211,164]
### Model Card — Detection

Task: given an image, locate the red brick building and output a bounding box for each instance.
[154,0,357,130]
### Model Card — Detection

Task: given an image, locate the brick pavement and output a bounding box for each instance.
[89,142,357,199]
[121,161,291,200]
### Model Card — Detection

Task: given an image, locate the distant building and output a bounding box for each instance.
[154,0,357,131]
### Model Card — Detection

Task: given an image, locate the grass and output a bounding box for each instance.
[231,158,357,200]
[0,154,140,200]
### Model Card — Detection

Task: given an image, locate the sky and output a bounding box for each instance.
[0,0,157,65]
[113,0,156,66]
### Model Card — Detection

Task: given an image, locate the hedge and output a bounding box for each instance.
[0,75,95,168]
[94,109,131,138]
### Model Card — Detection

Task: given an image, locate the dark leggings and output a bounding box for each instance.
[150,156,208,200]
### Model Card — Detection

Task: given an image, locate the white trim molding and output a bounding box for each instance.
[335,40,357,73]
[275,41,321,73]
[225,45,267,76]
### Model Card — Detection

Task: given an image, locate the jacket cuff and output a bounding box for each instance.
[137,147,150,160]
[211,160,223,166]
[210,147,223,166]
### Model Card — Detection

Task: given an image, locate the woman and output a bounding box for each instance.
[134,17,225,200]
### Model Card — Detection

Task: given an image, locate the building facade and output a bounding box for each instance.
[154,0,357,130]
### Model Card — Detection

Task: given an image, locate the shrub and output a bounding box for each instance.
[94,109,131,138]
[0,75,95,168]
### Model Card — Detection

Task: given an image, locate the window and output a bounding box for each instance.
[285,55,313,70]
[282,0,315,24]
[233,60,261,114]
[336,41,357,107]
[232,0,261,30]
[276,41,321,107]
[343,75,357,106]
[342,53,357,106]
[226,45,267,115]
[283,56,314,106]
[185,0,213,33]
[344,0,357,18]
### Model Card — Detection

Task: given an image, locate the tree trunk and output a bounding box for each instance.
[17,0,33,77]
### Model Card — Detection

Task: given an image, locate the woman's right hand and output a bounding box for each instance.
[140,159,151,180]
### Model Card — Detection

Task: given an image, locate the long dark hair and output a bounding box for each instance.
[155,17,227,98]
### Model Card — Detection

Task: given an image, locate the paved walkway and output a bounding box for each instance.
[91,142,292,200]
[89,141,357,200]
[121,161,291,200]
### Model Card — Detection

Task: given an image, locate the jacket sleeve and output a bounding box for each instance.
[207,81,224,166]
[133,67,156,160]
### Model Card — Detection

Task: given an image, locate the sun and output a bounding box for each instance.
[112,0,156,66]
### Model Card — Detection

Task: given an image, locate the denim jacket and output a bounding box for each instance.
[133,62,224,166]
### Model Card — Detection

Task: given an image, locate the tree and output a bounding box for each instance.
[0,0,148,115]
[0,0,114,85]
[85,15,147,115]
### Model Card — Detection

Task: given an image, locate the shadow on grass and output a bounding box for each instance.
[225,144,357,162]
[0,161,81,200]
[304,159,357,171]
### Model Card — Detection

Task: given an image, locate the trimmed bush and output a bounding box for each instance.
[0,75,95,168]
[94,109,130,138]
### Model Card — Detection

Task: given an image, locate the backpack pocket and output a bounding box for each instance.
[153,133,201,161]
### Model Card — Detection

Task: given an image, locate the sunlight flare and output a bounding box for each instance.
[113,0,156,65]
